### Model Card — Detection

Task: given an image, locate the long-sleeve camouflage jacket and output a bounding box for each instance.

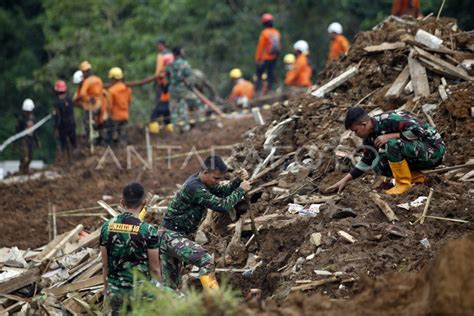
[167,57,192,93]
[162,174,245,235]
[350,110,445,179]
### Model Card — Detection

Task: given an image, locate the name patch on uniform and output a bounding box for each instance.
[109,223,140,234]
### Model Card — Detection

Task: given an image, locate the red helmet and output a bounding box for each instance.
[54,80,67,93]
[261,13,273,24]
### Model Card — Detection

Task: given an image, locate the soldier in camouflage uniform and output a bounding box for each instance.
[167,47,205,132]
[158,155,251,290]
[100,182,161,315]
[327,107,446,195]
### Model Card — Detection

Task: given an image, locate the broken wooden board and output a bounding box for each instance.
[384,65,410,100]
[293,194,340,204]
[408,50,430,97]
[364,42,406,53]
[250,151,296,184]
[337,231,357,243]
[34,225,84,264]
[311,66,358,98]
[438,84,449,101]
[227,214,286,231]
[45,275,103,296]
[290,276,338,291]
[64,229,100,255]
[0,268,41,294]
[413,46,473,81]
[423,162,474,175]
[370,192,399,222]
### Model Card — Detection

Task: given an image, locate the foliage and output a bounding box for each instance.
[0,0,473,162]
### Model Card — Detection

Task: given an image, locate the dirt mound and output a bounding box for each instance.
[245,233,474,316]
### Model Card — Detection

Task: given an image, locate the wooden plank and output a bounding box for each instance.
[438,84,448,101]
[0,268,41,294]
[337,231,357,243]
[45,275,103,296]
[420,188,434,224]
[34,225,84,264]
[65,229,100,255]
[408,50,430,97]
[423,162,474,175]
[413,46,473,81]
[364,42,406,53]
[312,66,358,98]
[75,261,102,282]
[290,276,338,292]
[250,151,295,184]
[370,192,399,222]
[385,65,410,100]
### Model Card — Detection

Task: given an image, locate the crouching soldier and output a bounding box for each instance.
[158,155,251,290]
[327,107,445,195]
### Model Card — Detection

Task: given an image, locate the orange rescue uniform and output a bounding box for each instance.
[391,0,420,17]
[78,75,108,124]
[255,27,281,62]
[229,79,255,102]
[327,35,350,64]
[284,54,312,87]
[108,82,132,121]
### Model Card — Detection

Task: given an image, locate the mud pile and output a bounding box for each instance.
[199,15,474,309]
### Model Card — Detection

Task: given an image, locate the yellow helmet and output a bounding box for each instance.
[229,68,242,79]
[79,60,92,72]
[283,53,296,64]
[108,67,124,80]
[149,121,160,134]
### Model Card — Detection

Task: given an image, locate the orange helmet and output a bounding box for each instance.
[54,80,67,93]
[261,13,273,24]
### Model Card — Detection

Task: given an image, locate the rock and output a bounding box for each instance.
[195,230,208,245]
[310,233,322,247]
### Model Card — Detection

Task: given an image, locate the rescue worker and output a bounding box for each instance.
[16,99,39,174]
[391,0,421,17]
[72,70,86,136]
[284,40,312,91]
[327,22,350,64]
[75,61,108,145]
[167,47,204,132]
[255,13,281,94]
[100,182,161,314]
[158,155,251,290]
[283,53,295,72]
[228,68,255,111]
[107,67,132,145]
[150,38,174,134]
[53,80,77,161]
[326,107,446,195]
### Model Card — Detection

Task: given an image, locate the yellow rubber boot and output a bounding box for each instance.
[149,121,160,134]
[199,273,220,291]
[411,170,426,184]
[165,123,174,133]
[384,160,412,195]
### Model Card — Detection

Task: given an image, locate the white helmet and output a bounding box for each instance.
[22,98,35,112]
[73,70,84,84]
[293,40,309,54]
[328,22,343,34]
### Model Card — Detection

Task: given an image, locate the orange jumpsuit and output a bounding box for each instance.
[391,0,421,17]
[284,54,312,87]
[108,82,132,121]
[229,79,255,102]
[327,35,350,64]
[79,75,108,124]
[255,27,281,62]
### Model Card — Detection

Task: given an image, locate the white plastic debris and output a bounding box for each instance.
[306,253,315,260]
[5,247,28,268]
[397,196,428,210]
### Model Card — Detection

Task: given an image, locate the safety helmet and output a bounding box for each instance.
[108,67,124,80]
[229,68,242,79]
[79,60,92,72]
[328,22,343,34]
[22,98,35,112]
[261,13,273,24]
[294,40,309,54]
[54,80,67,93]
[73,70,83,84]
[149,121,160,134]
[283,54,296,64]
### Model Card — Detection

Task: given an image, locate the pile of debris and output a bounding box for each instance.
[197,14,474,308]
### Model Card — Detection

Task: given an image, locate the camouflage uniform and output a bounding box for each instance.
[100,212,160,311]
[167,58,204,129]
[350,110,446,179]
[158,174,245,289]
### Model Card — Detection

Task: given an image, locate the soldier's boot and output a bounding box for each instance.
[199,273,219,291]
[411,170,426,184]
[384,160,412,195]
[165,123,174,133]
